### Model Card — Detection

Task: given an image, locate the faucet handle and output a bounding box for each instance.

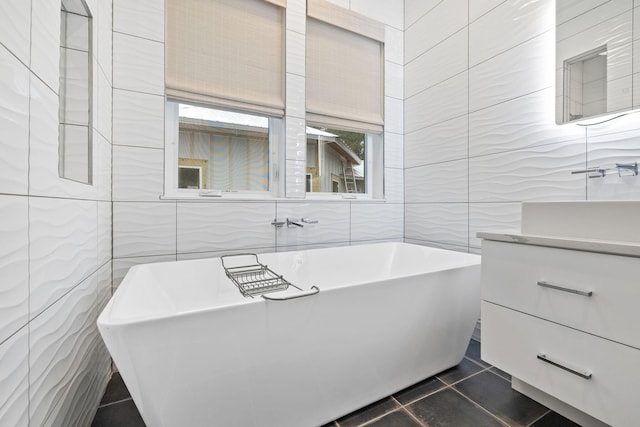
[300,217,318,224]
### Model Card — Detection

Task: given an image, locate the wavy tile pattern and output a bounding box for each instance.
[97,69,113,141]
[469,0,553,67]
[351,0,403,28]
[98,202,112,266]
[113,0,164,42]
[384,26,403,65]
[1,2,113,427]
[112,89,165,149]
[405,28,468,98]
[0,327,28,427]
[29,198,98,318]
[112,146,164,201]
[469,88,585,157]
[0,196,29,344]
[468,203,522,248]
[286,116,306,161]
[97,0,113,83]
[29,273,100,426]
[0,0,30,64]
[286,30,305,77]
[384,167,404,203]
[469,142,586,202]
[469,0,506,23]
[95,133,113,202]
[0,44,30,195]
[405,203,469,248]
[113,202,177,258]
[112,32,164,95]
[177,202,276,253]
[404,238,470,254]
[405,159,468,203]
[385,61,403,100]
[405,116,468,167]
[384,132,403,169]
[286,73,305,119]
[587,128,640,200]
[385,96,404,135]
[276,201,350,247]
[29,75,97,200]
[469,30,554,112]
[405,72,468,133]
[350,203,403,242]
[30,0,60,91]
[404,0,468,63]
[113,255,177,291]
[285,0,305,35]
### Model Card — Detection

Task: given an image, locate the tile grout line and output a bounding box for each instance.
[526,409,552,427]
[450,387,511,427]
[97,397,133,409]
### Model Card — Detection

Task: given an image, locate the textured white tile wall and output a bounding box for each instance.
[0,44,30,195]
[0,326,29,426]
[404,0,640,254]
[0,0,113,424]
[177,202,276,253]
[0,196,29,345]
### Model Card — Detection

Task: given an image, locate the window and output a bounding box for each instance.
[306,126,367,194]
[165,0,285,197]
[305,0,385,198]
[59,0,92,184]
[167,102,281,194]
[305,173,313,192]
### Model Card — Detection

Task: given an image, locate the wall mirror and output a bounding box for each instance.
[556,0,637,124]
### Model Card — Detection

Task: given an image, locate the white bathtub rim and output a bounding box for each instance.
[99,243,480,327]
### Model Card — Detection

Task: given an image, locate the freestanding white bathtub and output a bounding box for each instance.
[98,242,481,427]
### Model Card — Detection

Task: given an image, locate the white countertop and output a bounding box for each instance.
[477,230,640,258]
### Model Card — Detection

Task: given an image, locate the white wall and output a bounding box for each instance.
[111,0,405,288]
[0,0,113,425]
[404,0,640,254]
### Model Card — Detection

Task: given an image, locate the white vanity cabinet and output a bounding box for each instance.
[480,239,640,427]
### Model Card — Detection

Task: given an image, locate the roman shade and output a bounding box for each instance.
[166,0,285,116]
[306,0,385,133]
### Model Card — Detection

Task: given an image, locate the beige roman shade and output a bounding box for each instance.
[306,0,385,133]
[166,0,286,116]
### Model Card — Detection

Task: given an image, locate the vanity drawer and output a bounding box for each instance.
[482,302,640,427]
[482,240,640,349]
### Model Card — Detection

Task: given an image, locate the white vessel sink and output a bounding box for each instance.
[521,201,640,244]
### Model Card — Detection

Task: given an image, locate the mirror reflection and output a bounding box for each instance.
[556,0,636,124]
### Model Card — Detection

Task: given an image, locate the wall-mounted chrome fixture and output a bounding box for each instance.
[616,162,638,177]
[571,162,638,178]
[571,167,607,179]
[271,219,285,228]
[272,218,319,228]
[286,217,319,228]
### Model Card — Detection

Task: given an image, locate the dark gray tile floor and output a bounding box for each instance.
[92,339,580,427]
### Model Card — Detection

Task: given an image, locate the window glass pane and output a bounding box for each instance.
[306,125,365,193]
[178,104,269,191]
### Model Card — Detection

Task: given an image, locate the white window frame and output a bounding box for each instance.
[164,101,284,199]
[304,130,384,201]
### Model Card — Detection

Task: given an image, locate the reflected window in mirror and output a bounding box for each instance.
[563,46,607,122]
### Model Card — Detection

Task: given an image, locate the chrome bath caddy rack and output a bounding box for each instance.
[221,253,319,300]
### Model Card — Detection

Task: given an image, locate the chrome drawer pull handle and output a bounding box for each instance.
[537,281,593,297]
[537,353,592,380]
